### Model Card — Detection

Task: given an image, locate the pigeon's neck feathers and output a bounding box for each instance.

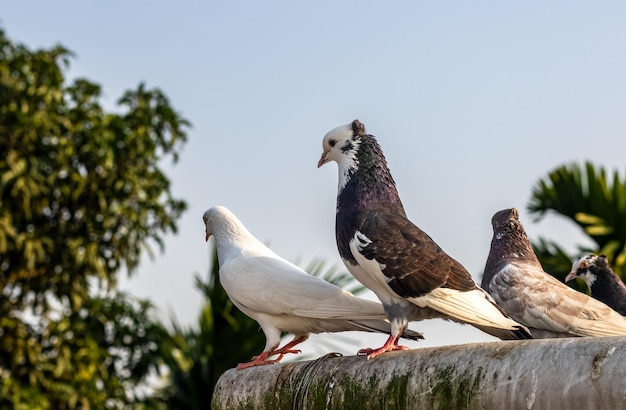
[484,219,540,282]
[335,135,405,264]
[584,259,626,315]
[333,134,360,191]
[589,258,626,293]
[337,134,404,213]
[580,271,598,289]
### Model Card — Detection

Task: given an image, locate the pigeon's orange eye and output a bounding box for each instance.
[329,140,336,147]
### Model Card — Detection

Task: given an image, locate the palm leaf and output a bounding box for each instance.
[528,161,626,278]
[298,257,366,295]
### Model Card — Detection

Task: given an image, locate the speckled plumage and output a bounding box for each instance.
[482,208,626,338]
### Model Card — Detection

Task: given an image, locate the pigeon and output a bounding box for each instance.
[317,120,531,359]
[202,205,424,369]
[482,208,626,338]
[566,254,626,316]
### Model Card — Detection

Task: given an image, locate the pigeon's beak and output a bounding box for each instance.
[205,232,210,242]
[317,151,329,168]
[564,271,576,282]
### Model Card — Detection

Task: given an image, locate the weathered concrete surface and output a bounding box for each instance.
[212,336,626,409]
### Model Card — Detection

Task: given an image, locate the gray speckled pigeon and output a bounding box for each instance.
[482,208,626,338]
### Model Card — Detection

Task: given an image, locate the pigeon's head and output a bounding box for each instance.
[488,208,537,259]
[491,208,520,234]
[317,119,366,169]
[566,254,607,288]
[202,206,234,241]
[484,207,542,278]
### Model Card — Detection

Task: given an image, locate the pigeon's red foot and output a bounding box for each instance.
[236,335,310,370]
[273,347,301,356]
[236,352,280,369]
[357,334,409,359]
[357,344,409,359]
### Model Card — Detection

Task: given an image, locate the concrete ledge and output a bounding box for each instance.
[212,336,626,409]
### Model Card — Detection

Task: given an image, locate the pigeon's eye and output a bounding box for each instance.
[329,140,336,147]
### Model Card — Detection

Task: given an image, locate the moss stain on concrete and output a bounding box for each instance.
[427,364,486,410]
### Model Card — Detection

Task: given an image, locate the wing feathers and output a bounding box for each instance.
[221,254,387,320]
[408,287,527,332]
[489,264,626,337]
[357,210,475,298]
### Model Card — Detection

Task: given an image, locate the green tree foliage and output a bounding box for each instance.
[528,161,626,286]
[0,293,168,409]
[158,250,364,409]
[0,29,189,408]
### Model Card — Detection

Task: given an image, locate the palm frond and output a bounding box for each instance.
[300,257,366,295]
[528,161,626,277]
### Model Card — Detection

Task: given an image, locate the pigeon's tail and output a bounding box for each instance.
[468,294,533,340]
[409,287,533,340]
[472,324,533,340]
[348,319,424,341]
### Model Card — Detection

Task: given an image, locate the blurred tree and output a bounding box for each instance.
[156,253,264,410]
[158,249,364,409]
[528,161,626,289]
[0,29,189,408]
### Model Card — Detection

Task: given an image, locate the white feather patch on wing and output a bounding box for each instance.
[353,231,371,251]
[347,235,401,306]
[353,230,387,271]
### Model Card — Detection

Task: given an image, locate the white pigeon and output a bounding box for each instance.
[202,206,423,369]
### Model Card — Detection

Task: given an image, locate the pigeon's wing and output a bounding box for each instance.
[357,210,476,298]
[353,211,528,335]
[489,262,626,336]
[220,254,386,320]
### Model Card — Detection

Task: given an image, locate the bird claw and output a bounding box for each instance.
[357,348,374,356]
[236,343,306,370]
[236,351,283,370]
[236,358,280,370]
[357,344,409,359]
[326,352,343,358]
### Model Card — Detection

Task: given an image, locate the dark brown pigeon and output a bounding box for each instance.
[318,120,531,359]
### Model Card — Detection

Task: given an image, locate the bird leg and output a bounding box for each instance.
[236,335,309,370]
[357,333,409,360]
[271,334,309,357]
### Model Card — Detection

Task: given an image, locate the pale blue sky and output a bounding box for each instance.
[4,2,626,351]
